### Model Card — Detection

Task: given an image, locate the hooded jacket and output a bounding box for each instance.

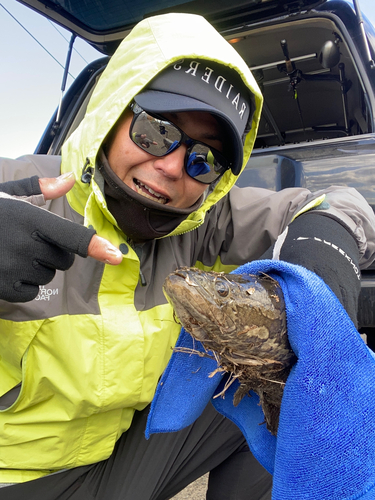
[0,13,374,484]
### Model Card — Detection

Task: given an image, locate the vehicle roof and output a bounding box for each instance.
[16,0,327,54]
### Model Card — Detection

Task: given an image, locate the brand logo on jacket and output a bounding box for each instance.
[296,236,361,280]
[35,286,59,301]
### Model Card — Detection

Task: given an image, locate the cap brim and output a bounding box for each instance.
[134,90,243,175]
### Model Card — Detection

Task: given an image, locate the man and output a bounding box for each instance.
[0,12,374,500]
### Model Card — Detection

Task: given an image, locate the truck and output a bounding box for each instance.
[16,0,375,346]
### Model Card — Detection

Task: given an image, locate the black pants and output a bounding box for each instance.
[1,403,272,500]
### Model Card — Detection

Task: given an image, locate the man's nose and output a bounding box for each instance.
[153,145,187,179]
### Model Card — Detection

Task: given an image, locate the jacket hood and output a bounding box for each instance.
[61,12,263,237]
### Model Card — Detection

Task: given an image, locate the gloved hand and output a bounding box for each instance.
[264,210,361,326]
[0,175,42,197]
[0,173,123,303]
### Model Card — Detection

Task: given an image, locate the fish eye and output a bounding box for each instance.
[215,278,230,297]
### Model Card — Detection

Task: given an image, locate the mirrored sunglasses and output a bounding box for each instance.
[129,103,229,184]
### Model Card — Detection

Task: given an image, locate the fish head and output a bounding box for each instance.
[163,268,237,342]
[163,267,287,357]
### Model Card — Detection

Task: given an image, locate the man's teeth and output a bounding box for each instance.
[135,180,168,204]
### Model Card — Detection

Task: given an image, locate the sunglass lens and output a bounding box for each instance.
[186,144,226,184]
[131,112,182,157]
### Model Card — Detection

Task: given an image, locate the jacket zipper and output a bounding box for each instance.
[128,239,147,286]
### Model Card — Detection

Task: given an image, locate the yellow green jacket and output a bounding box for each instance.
[0,12,373,483]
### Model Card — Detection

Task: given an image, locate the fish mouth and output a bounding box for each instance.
[163,272,235,340]
[163,275,213,333]
[134,179,170,204]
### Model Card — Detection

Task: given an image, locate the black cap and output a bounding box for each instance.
[134,60,253,175]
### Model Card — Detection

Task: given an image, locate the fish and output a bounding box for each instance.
[163,267,296,435]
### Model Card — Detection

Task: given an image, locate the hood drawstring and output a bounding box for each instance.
[81,158,94,184]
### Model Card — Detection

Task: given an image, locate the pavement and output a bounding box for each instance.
[171,474,208,499]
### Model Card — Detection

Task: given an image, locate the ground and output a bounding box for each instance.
[172,474,208,499]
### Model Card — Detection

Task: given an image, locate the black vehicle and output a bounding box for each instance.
[18,0,375,346]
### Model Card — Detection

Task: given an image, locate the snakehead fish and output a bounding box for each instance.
[163,267,296,435]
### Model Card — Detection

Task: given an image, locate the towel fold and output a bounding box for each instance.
[147,260,375,499]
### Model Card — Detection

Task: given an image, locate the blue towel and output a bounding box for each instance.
[146,260,375,499]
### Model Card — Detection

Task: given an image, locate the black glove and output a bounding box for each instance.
[0,175,41,197]
[0,178,96,303]
[264,211,361,326]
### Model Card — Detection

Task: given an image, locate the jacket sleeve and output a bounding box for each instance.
[194,184,375,271]
[0,155,62,183]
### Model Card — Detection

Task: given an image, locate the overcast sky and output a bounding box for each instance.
[1,0,101,159]
[1,0,375,159]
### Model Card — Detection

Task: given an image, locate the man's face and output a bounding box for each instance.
[106,110,224,209]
